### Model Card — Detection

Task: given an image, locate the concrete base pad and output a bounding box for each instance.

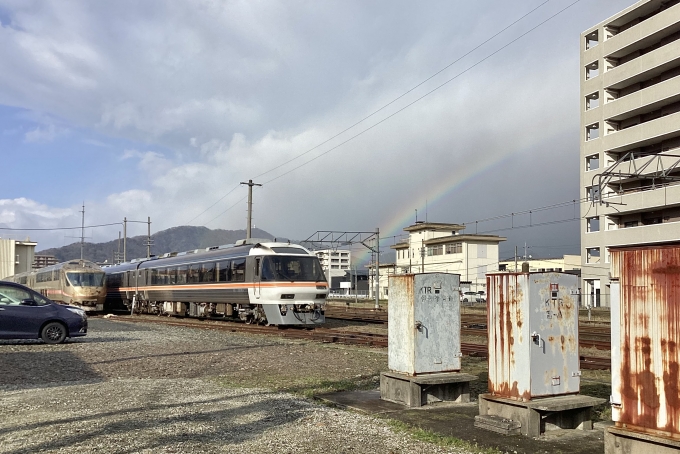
[317,388,607,454]
[380,371,477,407]
[478,393,607,438]
[605,426,680,454]
[475,414,522,435]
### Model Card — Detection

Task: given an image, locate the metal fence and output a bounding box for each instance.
[327,289,371,299]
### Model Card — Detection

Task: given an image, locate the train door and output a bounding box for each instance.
[254,257,262,299]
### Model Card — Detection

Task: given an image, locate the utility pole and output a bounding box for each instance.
[80,203,85,261]
[123,217,127,262]
[515,245,518,272]
[117,231,121,264]
[240,179,262,239]
[375,228,380,310]
[146,216,152,258]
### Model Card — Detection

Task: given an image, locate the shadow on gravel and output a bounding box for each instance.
[0,351,103,390]
[88,343,280,365]
[1,392,312,453]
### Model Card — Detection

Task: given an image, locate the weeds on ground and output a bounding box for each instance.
[385,419,502,454]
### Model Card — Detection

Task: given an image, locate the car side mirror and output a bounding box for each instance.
[20,299,37,306]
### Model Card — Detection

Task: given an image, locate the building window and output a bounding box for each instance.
[586,123,599,141]
[445,243,462,254]
[585,30,598,50]
[585,92,599,110]
[586,185,601,202]
[587,217,600,232]
[427,245,443,256]
[585,61,599,80]
[624,220,639,228]
[586,247,600,264]
[585,154,599,171]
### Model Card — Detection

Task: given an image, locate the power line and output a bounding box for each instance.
[259,0,583,186]
[185,184,241,225]
[253,0,554,181]
[193,0,579,222]
[0,222,122,232]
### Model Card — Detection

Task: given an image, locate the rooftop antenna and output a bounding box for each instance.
[415,209,418,223]
[426,199,428,223]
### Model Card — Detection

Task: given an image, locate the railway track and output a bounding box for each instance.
[106,314,610,369]
[326,307,614,350]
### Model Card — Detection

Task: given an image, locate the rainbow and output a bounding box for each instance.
[355,151,516,266]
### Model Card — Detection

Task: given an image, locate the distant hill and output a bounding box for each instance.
[37,226,283,264]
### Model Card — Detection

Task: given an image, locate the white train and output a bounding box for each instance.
[103,239,328,325]
[9,260,107,312]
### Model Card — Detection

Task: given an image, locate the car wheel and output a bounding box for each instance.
[41,322,67,344]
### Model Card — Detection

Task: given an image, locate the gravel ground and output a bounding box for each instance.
[0,319,476,454]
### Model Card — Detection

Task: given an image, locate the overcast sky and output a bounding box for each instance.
[0,0,635,262]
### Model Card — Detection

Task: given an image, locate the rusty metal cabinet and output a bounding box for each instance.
[487,272,580,401]
[388,273,461,375]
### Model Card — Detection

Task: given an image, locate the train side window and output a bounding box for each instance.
[150,268,158,285]
[218,261,231,282]
[201,263,215,282]
[109,273,121,287]
[232,258,246,282]
[188,264,200,283]
[177,266,188,284]
[166,268,173,285]
[255,258,260,277]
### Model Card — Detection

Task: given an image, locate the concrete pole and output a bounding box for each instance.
[80,203,85,261]
[240,180,262,240]
[147,216,151,258]
[123,217,127,262]
[375,228,380,309]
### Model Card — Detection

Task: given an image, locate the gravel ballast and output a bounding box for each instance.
[0,319,477,453]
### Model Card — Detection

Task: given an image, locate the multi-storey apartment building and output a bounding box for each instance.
[33,254,59,270]
[580,0,680,307]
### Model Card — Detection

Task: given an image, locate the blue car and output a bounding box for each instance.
[0,281,87,344]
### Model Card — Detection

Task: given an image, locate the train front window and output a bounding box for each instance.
[261,256,326,282]
[66,272,105,287]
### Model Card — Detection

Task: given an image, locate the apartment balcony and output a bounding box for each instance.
[602,3,680,59]
[603,40,680,90]
[585,220,680,249]
[601,110,680,153]
[593,182,680,216]
[604,74,680,121]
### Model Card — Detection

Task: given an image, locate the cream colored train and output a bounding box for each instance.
[9,260,107,312]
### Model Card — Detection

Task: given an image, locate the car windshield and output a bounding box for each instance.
[261,256,326,282]
[66,272,105,287]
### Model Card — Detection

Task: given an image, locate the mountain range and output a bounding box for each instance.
[37,226,281,264]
